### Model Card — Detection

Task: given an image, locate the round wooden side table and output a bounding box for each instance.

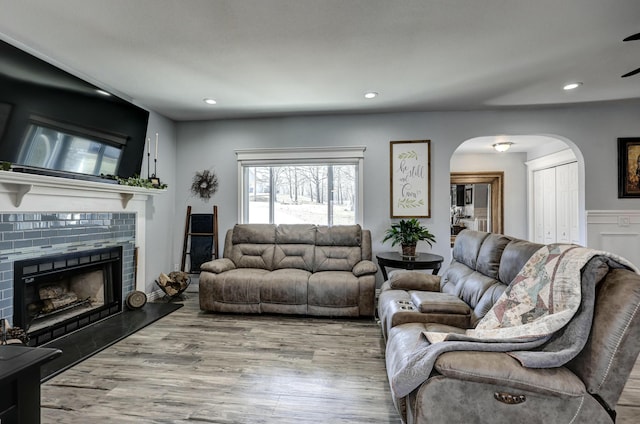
[376,251,445,280]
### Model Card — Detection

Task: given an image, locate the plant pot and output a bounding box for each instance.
[401,244,417,258]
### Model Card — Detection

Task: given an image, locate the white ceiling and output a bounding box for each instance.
[0,0,639,122]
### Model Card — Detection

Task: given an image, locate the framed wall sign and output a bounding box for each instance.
[390,140,431,218]
[618,137,640,198]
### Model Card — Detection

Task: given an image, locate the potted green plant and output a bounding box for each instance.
[382,218,436,257]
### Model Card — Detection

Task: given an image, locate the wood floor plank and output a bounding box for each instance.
[40,294,640,423]
[41,296,397,423]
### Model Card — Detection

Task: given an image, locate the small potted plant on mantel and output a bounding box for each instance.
[382,218,436,258]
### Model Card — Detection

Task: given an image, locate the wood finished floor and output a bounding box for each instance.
[41,293,640,424]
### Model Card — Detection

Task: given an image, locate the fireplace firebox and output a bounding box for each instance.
[13,246,123,346]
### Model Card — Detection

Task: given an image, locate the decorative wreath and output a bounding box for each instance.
[191,169,219,200]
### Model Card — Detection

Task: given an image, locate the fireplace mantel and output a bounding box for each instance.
[0,170,163,294]
[0,170,164,208]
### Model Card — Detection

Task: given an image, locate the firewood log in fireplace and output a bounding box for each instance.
[39,285,66,300]
[38,284,80,313]
[42,292,79,313]
[33,271,105,315]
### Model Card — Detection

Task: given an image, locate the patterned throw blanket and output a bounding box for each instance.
[387,244,639,399]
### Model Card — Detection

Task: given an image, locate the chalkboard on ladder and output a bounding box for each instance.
[181,205,219,273]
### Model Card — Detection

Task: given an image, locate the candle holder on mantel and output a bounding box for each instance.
[147,151,161,187]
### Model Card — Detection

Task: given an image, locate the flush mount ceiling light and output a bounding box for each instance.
[364,92,378,99]
[203,98,217,105]
[492,142,513,152]
[563,82,583,90]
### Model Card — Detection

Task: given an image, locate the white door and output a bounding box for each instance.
[556,164,571,243]
[533,170,545,243]
[532,161,579,245]
[541,167,557,244]
[568,162,580,244]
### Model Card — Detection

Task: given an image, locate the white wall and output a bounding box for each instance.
[142,111,178,294]
[450,152,528,239]
[173,101,640,282]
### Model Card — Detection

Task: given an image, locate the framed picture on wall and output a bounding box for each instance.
[465,187,473,204]
[390,140,431,218]
[618,137,640,198]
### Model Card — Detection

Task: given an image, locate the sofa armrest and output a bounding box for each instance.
[434,351,586,398]
[353,260,378,277]
[410,292,470,315]
[200,258,236,274]
[389,270,440,291]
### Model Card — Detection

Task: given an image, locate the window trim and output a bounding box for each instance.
[236,146,366,225]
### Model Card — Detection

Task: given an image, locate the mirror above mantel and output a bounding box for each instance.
[450,171,504,236]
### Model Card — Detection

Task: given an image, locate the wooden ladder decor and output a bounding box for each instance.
[180,205,219,273]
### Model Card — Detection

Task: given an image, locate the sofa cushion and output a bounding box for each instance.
[275,224,316,244]
[316,224,362,246]
[476,233,512,279]
[314,245,361,272]
[410,291,471,315]
[435,351,586,398]
[456,271,500,310]
[208,268,267,304]
[230,243,276,270]
[308,271,360,307]
[390,271,440,291]
[452,230,489,269]
[260,269,310,305]
[440,261,475,294]
[273,244,314,271]
[498,239,543,285]
[232,223,276,244]
[472,283,507,326]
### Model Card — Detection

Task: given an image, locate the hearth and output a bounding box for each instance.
[13,246,123,346]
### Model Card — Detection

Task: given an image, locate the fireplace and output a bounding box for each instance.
[13,246,123,346]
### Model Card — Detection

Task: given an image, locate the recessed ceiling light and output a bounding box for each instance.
[563,82,583,90]
[364,92,378,99]
[96,89,111,96]
[203,98,217,105]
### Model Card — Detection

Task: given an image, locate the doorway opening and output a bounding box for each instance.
[450,134,584,244]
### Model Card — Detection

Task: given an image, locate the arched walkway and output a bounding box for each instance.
[450,134,585,245]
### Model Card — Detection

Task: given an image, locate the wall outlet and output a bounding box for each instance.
[174,263,180,271]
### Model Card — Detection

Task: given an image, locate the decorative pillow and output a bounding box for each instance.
[200,258,236,273]
[389,271,441,291]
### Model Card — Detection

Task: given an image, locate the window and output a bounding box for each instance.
[237,147,365,225]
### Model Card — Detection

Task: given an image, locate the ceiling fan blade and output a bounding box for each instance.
[623,32,640,42]
[622,67,640,78]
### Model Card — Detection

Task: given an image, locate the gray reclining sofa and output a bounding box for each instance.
[199,223,378,317]
[378,229,640,423]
